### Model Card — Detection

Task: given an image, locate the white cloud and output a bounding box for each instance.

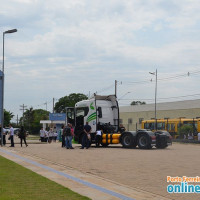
[1,0,200,117]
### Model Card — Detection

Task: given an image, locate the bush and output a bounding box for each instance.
[178,125,194,139]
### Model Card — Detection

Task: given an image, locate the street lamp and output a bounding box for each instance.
[3,29,17,72]
[149,69,157,130]
[1,29,17,146]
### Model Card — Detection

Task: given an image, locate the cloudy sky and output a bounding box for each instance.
[1,0,200,121]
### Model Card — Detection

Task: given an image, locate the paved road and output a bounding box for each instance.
[1,138,200,200]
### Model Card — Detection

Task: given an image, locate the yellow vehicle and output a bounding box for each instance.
[141,118,199,137]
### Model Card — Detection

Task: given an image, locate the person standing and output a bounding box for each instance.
[0,125,6,146]
[3,126,7,146]
[53,130,58,142]
[9,124,15,147]
[95,130,102,147]
[40,128,45,142]
[48,128,54,143]
[69,123,74,149]
[18,126,28,147]
[198,132,200,142]
[81,122,91,149]
[44,129,48,142]
[64,123,73,149]
[60,125,65,147]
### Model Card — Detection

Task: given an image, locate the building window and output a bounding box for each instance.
[139,118,144,124]
[128,118,132,124]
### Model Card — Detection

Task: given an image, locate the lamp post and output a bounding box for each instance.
[149,69,157,130]
[1,29,17,146]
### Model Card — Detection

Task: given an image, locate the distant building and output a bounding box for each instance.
[119,99,200,131]
[40,113,66,131]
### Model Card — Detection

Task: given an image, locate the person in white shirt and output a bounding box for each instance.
[198,132,200,142]
[44,129,48,142]
[40,128,45,142]
[188,132,193,140]
[95,130,102,147]
[60,125,65,147]
[53,130,58,142]
[48,128,54,143]
[9,124,15,147]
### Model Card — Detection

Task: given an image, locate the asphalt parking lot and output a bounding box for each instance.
[1,138,200,200]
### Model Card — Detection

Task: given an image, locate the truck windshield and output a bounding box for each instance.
[76,107,89,117]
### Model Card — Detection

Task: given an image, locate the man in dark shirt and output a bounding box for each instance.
[81,122,91,149]
[64,124,72,149]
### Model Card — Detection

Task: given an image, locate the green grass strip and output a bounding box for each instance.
[0,155,90,200]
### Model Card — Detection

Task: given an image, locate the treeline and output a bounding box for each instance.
[6,93,88,135]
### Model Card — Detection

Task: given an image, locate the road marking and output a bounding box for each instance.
[0,148,135,200]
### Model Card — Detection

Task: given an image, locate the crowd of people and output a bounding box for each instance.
[39,127,58,143]
[0,124,28,147]
[0,122,101,149]
[1,122,127,149]
[40,122,103,149]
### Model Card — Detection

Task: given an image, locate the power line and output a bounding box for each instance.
[122,70,200,86]
[96,83,114,94]
[120,93,200,101]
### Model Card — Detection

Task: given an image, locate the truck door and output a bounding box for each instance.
[66,107,75,126]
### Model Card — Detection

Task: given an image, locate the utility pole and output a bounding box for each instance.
[44,102,47,111]
[155,69,157,130]
[20,104,27,125]
[53,98,55,113]
[149,69,158,130]
[17,114,19,126]
[115,80,117,97]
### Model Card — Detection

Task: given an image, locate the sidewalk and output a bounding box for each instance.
[0,145,170,200]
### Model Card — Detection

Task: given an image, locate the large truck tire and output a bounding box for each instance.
[156,138,168,149]
[137,134,151,149]
[121,133,136,148]
[155,131,171,149]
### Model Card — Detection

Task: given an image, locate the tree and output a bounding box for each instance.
[31,109,49,134]
[130,101,146,106]
[23,107,34,130]
[20,108,49,134]
[4,109,14,127]
[54,93,88,113]
[178,125,194,139]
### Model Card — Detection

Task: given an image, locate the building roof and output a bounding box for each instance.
[40,120,65,124]
[119,99,200,113]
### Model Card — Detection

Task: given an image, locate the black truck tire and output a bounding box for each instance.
[121,133,136,148]
[138,134,151,149]
[156,135,168,149]
[156,140,168,149]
